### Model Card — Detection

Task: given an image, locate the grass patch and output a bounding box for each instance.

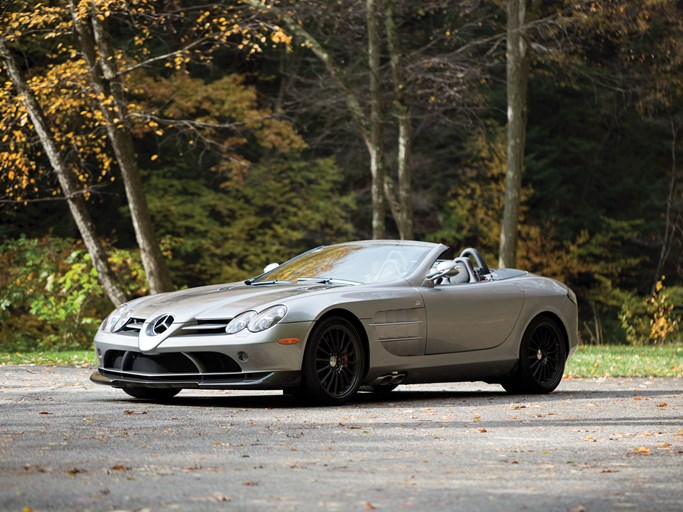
[565,344,683,378]
[0,350,96,368]
[1,345,682,378]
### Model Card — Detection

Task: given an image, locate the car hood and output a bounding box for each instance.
[127,282,328,323]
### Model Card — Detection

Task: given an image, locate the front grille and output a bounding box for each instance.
[178,319,231,336]
[116,318,233,337]
[103,350,241,374]
[117,317,145,336]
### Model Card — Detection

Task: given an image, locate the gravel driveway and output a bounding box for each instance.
[1,366,681,511]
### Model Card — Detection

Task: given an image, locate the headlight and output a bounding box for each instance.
[225,310,257,334]
[102,304,132,333]
[247,305,288,333]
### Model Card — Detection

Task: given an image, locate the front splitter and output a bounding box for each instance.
[90,368,301,390]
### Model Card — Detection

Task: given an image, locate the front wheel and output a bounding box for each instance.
[122,386,181,400]
[299,316,366,405]
[502,316,566,394]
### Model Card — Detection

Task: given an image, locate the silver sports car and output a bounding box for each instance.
[90,240,579,405]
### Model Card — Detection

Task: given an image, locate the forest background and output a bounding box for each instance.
[0,0,681,352]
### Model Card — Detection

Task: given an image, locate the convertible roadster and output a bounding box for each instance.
[91,240,578,405]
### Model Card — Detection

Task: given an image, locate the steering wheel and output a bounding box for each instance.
[459,248,490,276]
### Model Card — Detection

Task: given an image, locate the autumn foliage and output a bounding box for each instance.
[0,1,682,349]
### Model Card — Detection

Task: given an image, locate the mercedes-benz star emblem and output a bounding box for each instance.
[149,314,174,336]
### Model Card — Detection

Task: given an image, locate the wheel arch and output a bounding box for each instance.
[314,308,370,378]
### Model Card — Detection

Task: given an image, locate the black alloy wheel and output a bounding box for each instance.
[300,316,365,405]
[502,316,566,394]
[122,386,181,400]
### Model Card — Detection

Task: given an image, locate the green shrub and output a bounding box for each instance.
[0,236,146,351]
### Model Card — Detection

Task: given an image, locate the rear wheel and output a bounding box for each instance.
[122,386,181,400]
[502,316,566,394]
[299,316,365,405]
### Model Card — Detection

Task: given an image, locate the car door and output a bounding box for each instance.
[420,280,525,354]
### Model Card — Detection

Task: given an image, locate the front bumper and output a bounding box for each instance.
[92,320,312,391]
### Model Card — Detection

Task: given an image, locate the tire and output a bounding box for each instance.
[299,316,366,405]
[502,316,567,394]
[122,386,181,400]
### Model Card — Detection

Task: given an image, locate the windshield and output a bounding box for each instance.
[253,243,433,285]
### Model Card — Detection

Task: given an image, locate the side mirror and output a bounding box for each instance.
[263,262,280,274]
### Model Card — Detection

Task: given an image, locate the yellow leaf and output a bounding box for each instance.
[150,154,158,161]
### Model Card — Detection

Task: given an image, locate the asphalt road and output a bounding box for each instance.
[1,367,681,512]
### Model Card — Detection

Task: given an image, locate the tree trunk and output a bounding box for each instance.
[274,0,417,240]
[385,0,413,240]
[0,38,127,307]
[367,0,387,239]
[653,119,680,289]
[499,0,531,268]
[70,2,174,294]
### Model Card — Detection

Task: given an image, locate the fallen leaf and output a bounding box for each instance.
[242,481,259,486]
[67,467,83,476]
[111,465,131,471]
[656,403,668,408]
[212,492,231,502]
[190,492,232,503]
[38,412,50,415]
[633,447,650,455]
[472,416,481,423]
[477,428,487,433]
[365,502,377,510]
[123,410,147,415]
